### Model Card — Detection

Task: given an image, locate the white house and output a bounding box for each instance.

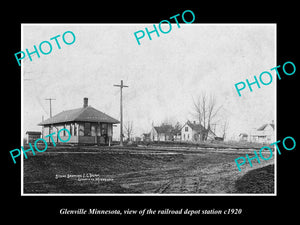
[150,124,181,142]
[150,124,173,141]
[249,121,275,143]
[181,121,216,142]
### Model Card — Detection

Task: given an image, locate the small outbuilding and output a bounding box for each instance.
[239,133,249,142]
[38,98,119,145]
[26,131,42,144]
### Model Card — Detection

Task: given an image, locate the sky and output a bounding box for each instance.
[22,24,276,140]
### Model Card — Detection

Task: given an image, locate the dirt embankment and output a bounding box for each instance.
[235,164,274,193]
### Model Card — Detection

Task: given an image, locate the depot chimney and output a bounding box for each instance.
[83,97,88,108]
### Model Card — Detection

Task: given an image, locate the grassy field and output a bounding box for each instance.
[23,147,274,194]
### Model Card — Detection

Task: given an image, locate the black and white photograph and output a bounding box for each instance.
[3,4,299,221]
[21,24,276,195]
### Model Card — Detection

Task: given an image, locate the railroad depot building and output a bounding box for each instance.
[38,98,119,145]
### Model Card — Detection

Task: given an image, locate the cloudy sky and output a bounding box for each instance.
[22,24,276,140]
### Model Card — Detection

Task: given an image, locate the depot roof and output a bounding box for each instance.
[38,106,119,126]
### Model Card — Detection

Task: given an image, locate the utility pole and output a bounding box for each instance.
[45,98,56,118]
[113,80,128,146]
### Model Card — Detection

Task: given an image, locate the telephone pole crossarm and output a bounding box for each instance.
[45,98,56,118]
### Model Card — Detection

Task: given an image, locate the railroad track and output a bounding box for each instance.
[42,145,265,155]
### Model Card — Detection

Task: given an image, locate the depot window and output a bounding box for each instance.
[84,122,91,136]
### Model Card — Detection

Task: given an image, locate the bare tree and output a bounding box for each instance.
[222,120,229,140]
[174,122,182,132]
[173,122,182,141]
[124,121,133,141]
[162,117,173,126]
[192,92,222,141]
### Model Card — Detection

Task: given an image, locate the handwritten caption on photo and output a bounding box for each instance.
[55,173,114,182]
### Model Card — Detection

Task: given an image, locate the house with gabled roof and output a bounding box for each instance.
[38,98,119,145]
[150,124,174,141]
[181,120,216,142]
[250,121,275,143]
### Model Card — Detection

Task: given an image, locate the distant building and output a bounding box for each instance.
[26,131,41,144]
[214,137,224,141]
[38,98,119,145]
[181,121,216,142]
[150,124,174,141]
[239,133,248,142]
[134,137,142,142]
[142,133,151,142]
[250,121,275,143]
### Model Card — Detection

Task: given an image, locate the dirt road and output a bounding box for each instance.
[23,147,275,194]
[116,153,274,194]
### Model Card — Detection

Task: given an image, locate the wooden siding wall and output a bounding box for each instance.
[42,122,113,144]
